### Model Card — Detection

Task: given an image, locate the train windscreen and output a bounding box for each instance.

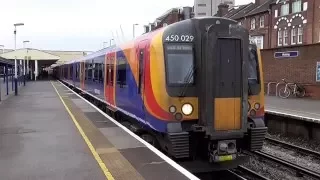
[165,44,194,85]
[248,44,261,95]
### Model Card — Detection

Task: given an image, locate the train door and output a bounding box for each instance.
[105,52,115,106]
[80,61,85,89]
[214,38,242,131]
[137,42,147,123]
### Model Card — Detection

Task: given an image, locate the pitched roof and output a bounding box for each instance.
[0,56,14,66]
[229,3,256,20]
[245,0,274,16]
[224,4,250,18]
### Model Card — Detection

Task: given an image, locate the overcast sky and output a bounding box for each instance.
[1,0,254,52]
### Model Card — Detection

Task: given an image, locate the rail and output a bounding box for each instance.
[245,151,320,179]
[265,137,320,158]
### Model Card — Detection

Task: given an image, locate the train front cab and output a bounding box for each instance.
[154,17,267,169]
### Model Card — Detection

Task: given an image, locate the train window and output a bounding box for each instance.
[87,62,93,80]
[99,64,104,83]
[117,56,127,86]
[70,65,73,80]
[138,49,144,94]
[93,63,99,82]
[248,44,259,84]
[165,44,194,85]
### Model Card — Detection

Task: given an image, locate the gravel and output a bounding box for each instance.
[262,143,320,173]
[243,154,307,180]
[266,132,320,153]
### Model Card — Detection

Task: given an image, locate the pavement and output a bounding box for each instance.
[265,96,320,122]
[0,81,105,180]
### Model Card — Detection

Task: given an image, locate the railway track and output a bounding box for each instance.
[229,166,270,180]
[265,137,320,158]
[246,150,320,179]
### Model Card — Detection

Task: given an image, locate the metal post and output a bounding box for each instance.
[23,56,26,86]
[2,67,4,83]
[13,23,24,95]
[0,67,2,101]
[11,68,14,91]
[14,26,18,95]
[6,64,8,95]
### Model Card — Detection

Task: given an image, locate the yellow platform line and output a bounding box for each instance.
[51,81,115,180]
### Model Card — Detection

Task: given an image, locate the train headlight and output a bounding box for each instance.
[254,103,260,110]
[182,103,193,115]
[169,106,176,113]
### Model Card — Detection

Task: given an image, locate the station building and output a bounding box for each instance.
[0,49,90,80]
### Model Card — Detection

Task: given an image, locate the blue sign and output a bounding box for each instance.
[274,51,299,58]
[317,62,320,82]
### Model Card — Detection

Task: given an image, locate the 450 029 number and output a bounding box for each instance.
[165,35,194,42]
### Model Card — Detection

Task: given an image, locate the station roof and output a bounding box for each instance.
[0,48,60,61]
[0,56,14,66]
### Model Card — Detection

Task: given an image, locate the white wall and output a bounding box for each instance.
[194,0,235,17]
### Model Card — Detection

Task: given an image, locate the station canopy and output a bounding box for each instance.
[0,48,60,61]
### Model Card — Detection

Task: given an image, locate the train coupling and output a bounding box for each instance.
[208,140,237,163]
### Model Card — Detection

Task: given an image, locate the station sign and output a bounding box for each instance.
[317,62,320,82]
[274,51,299,58]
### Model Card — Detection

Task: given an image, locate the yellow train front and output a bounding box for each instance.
[149,16,267,171]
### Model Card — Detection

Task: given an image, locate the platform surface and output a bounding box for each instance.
[0,81,106,180]
[265,96,320,123]
[0,81,193,180]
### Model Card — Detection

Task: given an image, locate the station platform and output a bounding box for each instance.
[0,81,196,180]
[265,96,320,123]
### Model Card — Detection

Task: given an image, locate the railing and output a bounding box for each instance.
[267,80,296,97]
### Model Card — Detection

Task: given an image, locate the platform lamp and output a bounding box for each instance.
[14,22,24,95]
[109,39,114,47]
[23,40,30,86]
[133,23,139,39]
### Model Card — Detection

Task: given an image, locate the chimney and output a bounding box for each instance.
[217,3,229,17]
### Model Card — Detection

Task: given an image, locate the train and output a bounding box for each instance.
[53,16,267,171]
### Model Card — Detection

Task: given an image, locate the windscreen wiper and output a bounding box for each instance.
[179,65,195,97]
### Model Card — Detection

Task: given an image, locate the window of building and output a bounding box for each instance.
[303,2,308,11]
[280,3,289,16]
[297,27,303,44]
[250,36,264,49]
[275,9,278,17]
[292,0,301,13]
[278,30,283,46]
[283,29,288,45]
[198,12,206,16]
[291,28,297,45]
[198,3,206,7]
[259,16,264,27]
[251,18,256,30]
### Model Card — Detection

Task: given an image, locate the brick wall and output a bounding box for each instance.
[261,43,320,98]
[313,0,320,43]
